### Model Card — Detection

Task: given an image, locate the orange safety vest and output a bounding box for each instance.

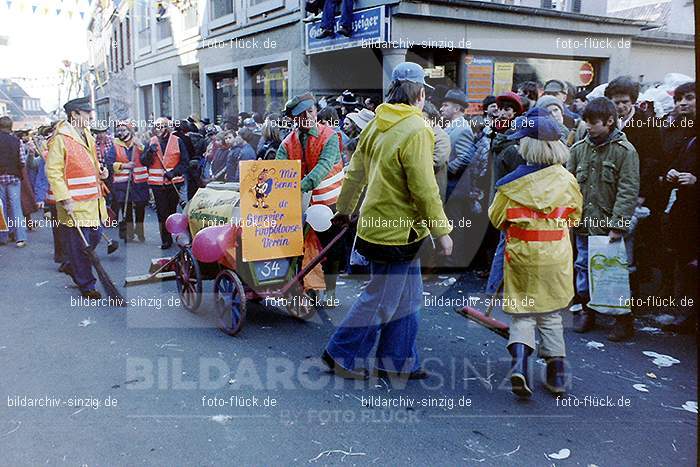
[113,142,147,184]
[62,136,101,202]
[148,134,184,185]
[282,124,344,206]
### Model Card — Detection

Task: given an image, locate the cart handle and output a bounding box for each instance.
[280,222,351,296]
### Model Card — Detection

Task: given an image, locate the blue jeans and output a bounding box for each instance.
[0,181,27,244]
[325,258,422,373]
[64,224,102,292]
[321,0,354,30]
[574,235,589,298]
[485,231,505,294]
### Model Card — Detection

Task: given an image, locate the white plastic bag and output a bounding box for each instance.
[587,235,631,315]
[349,235,369,266]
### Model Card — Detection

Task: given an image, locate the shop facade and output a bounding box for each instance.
[124,0,693,122]
[303,0,656,113]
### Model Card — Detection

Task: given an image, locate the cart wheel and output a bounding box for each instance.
[213,269,246,336]
[174,248,203,313]
[285,284,317,321]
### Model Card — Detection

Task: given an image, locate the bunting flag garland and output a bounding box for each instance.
[1,0,96,21]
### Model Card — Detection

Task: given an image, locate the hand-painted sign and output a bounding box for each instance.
[239,160,303,262]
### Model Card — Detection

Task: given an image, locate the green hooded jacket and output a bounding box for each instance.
[336,103,452,246]
[567,129,640,236]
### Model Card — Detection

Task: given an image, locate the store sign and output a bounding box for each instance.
[306,6,388,55]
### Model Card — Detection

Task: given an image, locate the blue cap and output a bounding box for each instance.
[391,62,434,89]
[507,109,562,141]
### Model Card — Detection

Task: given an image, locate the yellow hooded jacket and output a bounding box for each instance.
[46,121,108,227]
[488,164,582,314]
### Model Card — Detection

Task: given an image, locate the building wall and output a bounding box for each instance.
[628,42,696,83]
[115,0,695,120]
[667,0,695,34]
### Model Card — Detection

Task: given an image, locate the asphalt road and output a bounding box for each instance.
[0,210,697,466]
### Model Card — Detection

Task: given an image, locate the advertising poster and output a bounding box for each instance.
[465,56,494,103]
[239,159,303,262]
[493,62,515,96]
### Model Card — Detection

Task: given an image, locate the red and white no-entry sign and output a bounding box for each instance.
[579,62,594,86]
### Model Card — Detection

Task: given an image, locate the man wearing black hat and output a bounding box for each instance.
[440,89,475,269]
[482,95,499,121]
[441,89,475,183]
[46,96,109,299]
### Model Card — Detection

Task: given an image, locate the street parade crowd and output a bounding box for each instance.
[0,62,696,399]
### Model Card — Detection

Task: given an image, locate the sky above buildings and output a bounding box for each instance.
[0,1,90,113]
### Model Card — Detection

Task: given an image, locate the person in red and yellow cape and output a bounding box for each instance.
[46,97,109,299]
[276,92,344,306]
[488,112,582,399]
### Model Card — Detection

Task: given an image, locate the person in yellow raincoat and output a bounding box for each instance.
[46,97,109,299]
[488,112,582,398]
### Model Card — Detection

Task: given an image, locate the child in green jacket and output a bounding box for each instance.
[567,97,640,342]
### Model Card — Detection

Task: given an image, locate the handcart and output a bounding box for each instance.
[127,182,347,336]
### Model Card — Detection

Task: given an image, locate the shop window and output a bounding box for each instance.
[212,73,239,125]
[462,55,600,113]
[249,62,288,115]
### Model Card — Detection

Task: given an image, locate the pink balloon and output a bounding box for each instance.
[219,224,239,251]
[165,213,189,235]
[191,224,227,263]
